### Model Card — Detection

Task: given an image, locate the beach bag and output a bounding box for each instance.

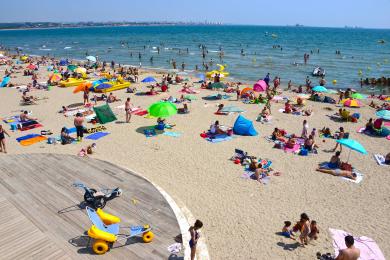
[299,148,308,156]
[340,162,352,172]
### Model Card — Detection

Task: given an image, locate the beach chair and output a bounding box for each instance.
[85,206,154,255]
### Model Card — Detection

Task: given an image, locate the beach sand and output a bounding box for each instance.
[0,64,389,259]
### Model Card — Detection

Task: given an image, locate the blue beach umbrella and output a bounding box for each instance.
[312,86,328,92]
[376,110,390,121]
[95,83,113,90]
[336,138,367,162]
[141,76,156,83]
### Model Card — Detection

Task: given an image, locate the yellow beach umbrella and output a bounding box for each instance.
[75,67,87,74]
[342,98,362,108]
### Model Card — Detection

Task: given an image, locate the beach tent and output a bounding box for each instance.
[253,80,267,92]
[233,115,258,136]
[93,104,117,124]
[211,82,226,89]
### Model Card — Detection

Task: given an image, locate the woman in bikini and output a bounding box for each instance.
[189,220,203,260]
[0,125,10,153]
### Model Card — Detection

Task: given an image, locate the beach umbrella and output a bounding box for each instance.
[141,76,156,83]
[148,102,177,118]
[312,86,328,92]
[20,56,28,61]
[342,98,362,108]
[75,67,87,74]
[351,93,366,99]
[95,83,113,91]
[27,64,37,70]
[49,74,62,82]
[253,80,267,92]
[336,138,367,162]
[86,56,97,63]
[376,110,390,120]
[241,87,254,96]
[384,97,390,102]
[73,82,92,94]
[67,65,77,71]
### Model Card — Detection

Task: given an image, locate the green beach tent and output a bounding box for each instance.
[93,104,117,124]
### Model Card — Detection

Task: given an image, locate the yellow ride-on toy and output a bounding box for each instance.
[85,206,154,255]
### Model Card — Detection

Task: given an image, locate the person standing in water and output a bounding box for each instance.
[189,220,203,260]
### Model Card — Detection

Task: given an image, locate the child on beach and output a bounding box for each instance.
[301,120,309,138]
[282,221,295,239]
[308,220,319,240]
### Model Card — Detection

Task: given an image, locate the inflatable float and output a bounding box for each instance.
[93,78,131,93]
[206,64,230,79]
[59,78,87,88]
[312,67,325,77]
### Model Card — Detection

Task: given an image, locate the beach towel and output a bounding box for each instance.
[144,129,156,138]
[329,228,385,260]
[16,134,40,142]
[133,110,148,116]
[220,106,245,113]
[167,243,182,254]
[19,136,47,146]
[374,154,388,166]
[206,134,233,143]
[20,123,43,131]
[284,144,300,153]
[163,131,182,138]
[66,127,77,134]
[342,169,363,184]
[85,132,109,140]
[241,167,271,184]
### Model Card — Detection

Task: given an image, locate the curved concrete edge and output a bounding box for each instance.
[94,158,210,260]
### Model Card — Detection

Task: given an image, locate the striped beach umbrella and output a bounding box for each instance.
[342,98,362,108]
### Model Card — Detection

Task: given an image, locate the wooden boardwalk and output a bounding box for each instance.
[0,154,183,259]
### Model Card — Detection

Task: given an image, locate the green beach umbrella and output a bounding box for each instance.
[376,110,390,120]
[67,64,77,71]
[312,86,328,93]
[336,138,367,162]
[148,102,177,118]
[351,93,366,99]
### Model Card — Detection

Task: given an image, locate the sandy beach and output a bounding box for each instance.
[0,60,389,260]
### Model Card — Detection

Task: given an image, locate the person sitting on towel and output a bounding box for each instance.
[107,93,120,103]
[365,118,374,133]
[210,120,226,135]
[284,100,294,113]
[271,128,285,142]
[328,151,341,169]
[61,127,75,145]
[22,91,37,103]
[285,137,296,149]
[178,104,189,114]
[19,111,37,122]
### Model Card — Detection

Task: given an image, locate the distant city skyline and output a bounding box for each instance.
[2,0,390,29]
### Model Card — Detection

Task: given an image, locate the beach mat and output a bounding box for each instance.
[206,134,233,143]
[16,134,40,142]
[163,131,182,138]
[85,132,109,140]
[329,228,385,260]
[374,154,388,166]
[284,144,300,153]
[20,136,47,146]
[20,123,43,131]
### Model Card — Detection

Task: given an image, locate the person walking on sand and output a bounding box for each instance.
[189,220,203,260]
[335,235,360,260]
[74,113,84,142]
[125,98,133,123]
[0,124,10,153]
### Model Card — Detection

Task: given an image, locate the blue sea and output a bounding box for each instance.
[1,25,389,91]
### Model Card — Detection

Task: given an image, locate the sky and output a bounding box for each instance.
[1,0,390,29]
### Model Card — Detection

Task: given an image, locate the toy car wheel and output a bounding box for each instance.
[84,188,97,202]
[142,231,154,243]
[93,196,106,209]
[92,240,109,255]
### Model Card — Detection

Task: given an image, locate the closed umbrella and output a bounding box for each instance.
[141,77,156,83]
[148,102,177,118]
[336,138,367,162]
[253,80,267,92]
[86,56,97,63]
[376,110,390,120]
[312,86,328,92]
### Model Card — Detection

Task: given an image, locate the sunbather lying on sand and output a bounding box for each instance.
[316,159,356,180]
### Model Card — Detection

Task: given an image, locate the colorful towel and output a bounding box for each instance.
[206,134,233,143]
[16,134,40,142]
[329,228,385,260]
[284,144,300,153]
[85,132,109,140]
[20,123,43,131]
[19,136,47,146]
[133,110,148,116]
[163,131,182,138]
[374,154,388,166]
